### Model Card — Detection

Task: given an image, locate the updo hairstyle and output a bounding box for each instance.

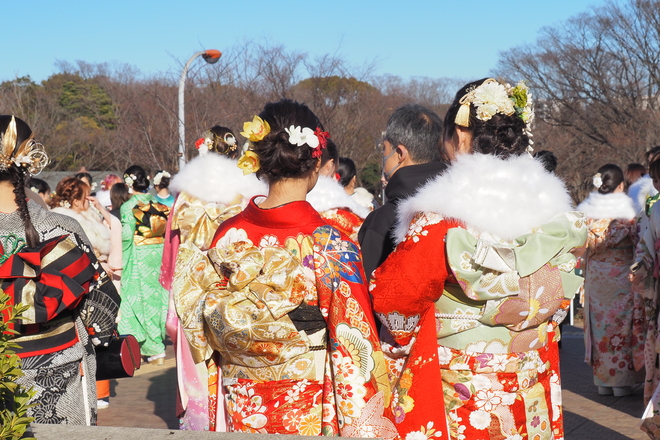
[153,170,171,189]
[443,78,530,158]
[50,177,89,208]
[595,164,624,195]
[124,165,149,192]
[29,177,50,195]
[251,99,324,183]
[207,125,239,158]
[337,157,357,187]
[0,115,40,247]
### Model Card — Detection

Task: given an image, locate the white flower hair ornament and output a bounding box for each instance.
[195,134,213,156]
[284,125,330,158]
[153,170,171,186]
[592,173,603,189]
[224,133,236,147]
[124,173,136,188]
[455,79,535,145]
[60,200,71,209]
[0,116,49,175]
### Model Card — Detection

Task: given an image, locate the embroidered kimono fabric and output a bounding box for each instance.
[167,190,245,431]
[119,192,169,357]
[319,208,364,243]
[583,218,638,387]
[372,212,586,440]
[0,201,120,425]
[173,198,397,438]
[370,153,587,440]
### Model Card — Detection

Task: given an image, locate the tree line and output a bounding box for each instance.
[0,43,461,197]
[1,0,655,202]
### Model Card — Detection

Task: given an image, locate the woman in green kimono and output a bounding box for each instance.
[118,165,170,364]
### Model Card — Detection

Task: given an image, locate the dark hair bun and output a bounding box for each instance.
[208,125,239,158]
[251,99,324,182]
[471,113,529,158]
[124,165,149,192]
[596,163,624,194]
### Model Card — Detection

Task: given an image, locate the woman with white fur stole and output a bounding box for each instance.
[370,78,586,440]
[160,125,266,431]
[578,164,640,398]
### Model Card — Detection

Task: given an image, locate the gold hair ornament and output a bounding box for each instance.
[0,116,49,175]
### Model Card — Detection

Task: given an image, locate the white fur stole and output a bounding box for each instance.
[307,176,370,219]
[628,175,657,214]
[51,207,111,257]
[576,191,636,220]
[394,153,574,243]
[170,153,267,205]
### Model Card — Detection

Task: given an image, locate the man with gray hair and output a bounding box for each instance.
[358,104,447,279]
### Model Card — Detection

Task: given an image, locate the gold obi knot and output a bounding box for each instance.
[202,241,315,368]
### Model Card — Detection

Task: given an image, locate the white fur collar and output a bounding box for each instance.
[576,191,636,220]
[307,176,370,219]
[395,153,574,243]
[170,153,267,204]
[627,175,656,214]
[51,207,111,256]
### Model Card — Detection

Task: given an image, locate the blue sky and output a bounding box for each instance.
[3,0,605,83]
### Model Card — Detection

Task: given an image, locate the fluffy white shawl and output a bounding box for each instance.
[576,191,636,220]
[51,206,111,257]
[170,153,267,204]
[307,176,371,219]
[394,153,574,243]
[628,174,657,214]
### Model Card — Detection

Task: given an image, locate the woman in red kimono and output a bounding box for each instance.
[173,99,397,438]
[370,79,586,440]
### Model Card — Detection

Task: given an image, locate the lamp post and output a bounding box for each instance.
[178,49,221,170]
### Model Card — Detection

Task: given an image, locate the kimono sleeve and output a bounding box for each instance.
[311,226,398,439]
[120,197,137,266]
[370,213,460,347]
[587,218,634,255]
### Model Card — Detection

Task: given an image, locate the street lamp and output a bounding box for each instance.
[178,49,222,170]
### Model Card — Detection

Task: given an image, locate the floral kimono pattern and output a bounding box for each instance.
[371,211,586,440]
[319,208,364,243]
[166,190,246,431]
[634,193,660,403]
[172,198,397,437]
[583,218,639,388]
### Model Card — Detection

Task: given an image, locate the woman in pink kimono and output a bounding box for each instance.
[579,164,639,396]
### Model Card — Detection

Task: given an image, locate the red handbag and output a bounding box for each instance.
[95,334,141,380]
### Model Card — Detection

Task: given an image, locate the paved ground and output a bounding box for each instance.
[97,326,651,439]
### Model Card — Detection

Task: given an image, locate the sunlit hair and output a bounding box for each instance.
[251,99,325,183]
[49,177,89,208]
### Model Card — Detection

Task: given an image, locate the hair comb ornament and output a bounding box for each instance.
[0,116,49,175]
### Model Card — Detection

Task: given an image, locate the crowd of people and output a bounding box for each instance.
[5,76,660,439]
